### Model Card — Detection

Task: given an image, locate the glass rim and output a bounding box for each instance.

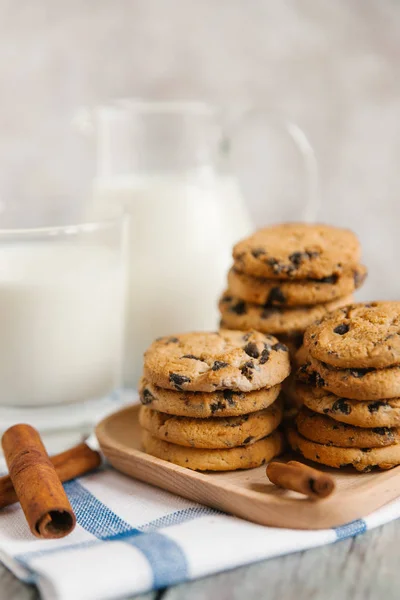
[0,214,128,238]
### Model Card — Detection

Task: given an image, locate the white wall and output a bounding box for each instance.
[0,0,399,299]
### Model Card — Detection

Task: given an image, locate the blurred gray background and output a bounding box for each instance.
[0,0,399,299]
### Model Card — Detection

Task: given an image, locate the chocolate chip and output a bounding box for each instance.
[372,427,389,435]
[251,247,266,258]
[141,388,154,405]
[361,448,371,453]
[332,399,351,415]
[210,401,226,413]
[241,360,255,379]
[333,323,349,335]
[169,373,191,389]
[259,346,271,364]
[316,453,321,459]
[289,252,304,267]
[165,337,179,343]
[272,342,288,352]
[212,361,229,371]
[323,408,330,414]
[266,257,284,274]
[368,401,386,413]
[242,359,255,369]
[267,257,278,267]
[223,390,237,406]
[182,354,202,360]
[288,250,319,270]
[267,287,286,305]
[244,342,260,359]
[315,372,326,387]
[297,364,312,382]
[230,300,247,315]
[243,436,254,445]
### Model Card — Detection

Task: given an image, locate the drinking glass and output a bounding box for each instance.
[0,213,127,453]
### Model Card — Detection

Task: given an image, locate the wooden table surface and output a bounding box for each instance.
[1,516,399,600]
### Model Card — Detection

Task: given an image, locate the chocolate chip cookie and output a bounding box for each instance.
[219,293,353,335]
[296,406,400,448]
[297,383,400,428]
[304,302,400,369]
[298,356,400,401]
[233,223,361,280]
[142,428,284,471]
[227,265,366,307]
[139,399,283,449]
[143,330,290,393]
[139,377,281,418]
[288,427,400,471]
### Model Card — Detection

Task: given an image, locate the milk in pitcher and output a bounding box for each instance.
[92,172,253,386]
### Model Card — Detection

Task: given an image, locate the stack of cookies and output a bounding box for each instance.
[289,302,400,472]
[139,330,290,471]
[219,223,367,354]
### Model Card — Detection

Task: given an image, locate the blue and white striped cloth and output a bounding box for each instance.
[1,465,400,600]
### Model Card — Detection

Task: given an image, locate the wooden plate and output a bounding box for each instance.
[96,404,400,530]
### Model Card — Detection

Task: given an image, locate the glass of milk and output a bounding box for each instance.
[0,213,127,453]
[77,100,316,386]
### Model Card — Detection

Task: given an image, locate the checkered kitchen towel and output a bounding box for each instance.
[1,464,400,600]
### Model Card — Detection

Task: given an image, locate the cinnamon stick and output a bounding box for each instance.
[0,442,101,509]
[266,460,335,499]
[2,424,78,538]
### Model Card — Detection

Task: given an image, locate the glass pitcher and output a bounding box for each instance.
[76,100,318,387]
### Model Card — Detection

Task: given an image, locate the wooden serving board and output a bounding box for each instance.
[96,404,400,530]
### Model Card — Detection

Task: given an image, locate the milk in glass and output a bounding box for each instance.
[0,242,123,406]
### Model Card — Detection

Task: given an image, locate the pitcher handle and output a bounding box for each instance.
[230,108,319,222]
